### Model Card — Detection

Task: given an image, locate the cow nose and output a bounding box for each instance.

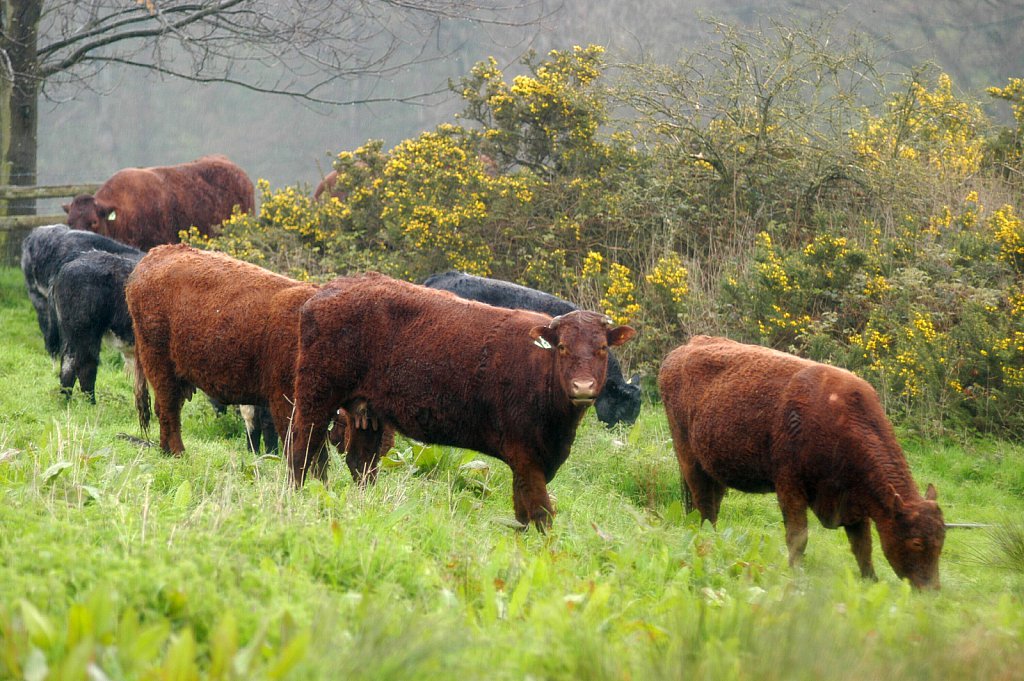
[571,378,597,400]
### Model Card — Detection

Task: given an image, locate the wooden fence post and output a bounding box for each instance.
[0,183,102,266]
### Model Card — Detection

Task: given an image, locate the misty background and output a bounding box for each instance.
[35,1,1024,194]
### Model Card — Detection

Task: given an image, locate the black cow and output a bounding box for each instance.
[422,270,642,427]
[20,224,141,356]
[51,250,143,401]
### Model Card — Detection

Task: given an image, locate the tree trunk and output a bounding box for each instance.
[1,0,42,264]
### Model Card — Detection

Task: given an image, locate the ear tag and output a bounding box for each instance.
[533,337,552,349]
[108,210,117,221]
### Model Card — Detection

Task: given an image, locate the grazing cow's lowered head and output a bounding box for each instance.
[877,483,945,590]
[529,311,636,408]
[63,195,115,236]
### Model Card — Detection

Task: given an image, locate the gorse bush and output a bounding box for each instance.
[191,17,1023,436]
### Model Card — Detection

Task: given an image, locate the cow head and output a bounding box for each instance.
[879,483,946,590]
[530,311,636,408]
[63,195,116,235]
[595,372,642,427]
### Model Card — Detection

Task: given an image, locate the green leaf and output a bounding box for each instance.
[173,480,193,509]
[266,629,311,679]
[41,461,72,484]
[162,629,199,681]
[209,612,239,681]
[663,500,684,524]
[233,623,268,677]
[18,600,55,649]
[80,485,102,504]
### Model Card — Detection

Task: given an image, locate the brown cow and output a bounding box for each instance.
[288,272,636,529]
[658,336,945,589]
[126,244,319,454]
[313,170,342,202]
[64,155,254,250]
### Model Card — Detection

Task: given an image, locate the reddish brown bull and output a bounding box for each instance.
[64,155,254,250]
[658,335,945,589]
[288,273,636,529]
[126,245,318,453]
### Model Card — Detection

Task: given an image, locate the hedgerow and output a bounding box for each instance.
[187,18,1024,436]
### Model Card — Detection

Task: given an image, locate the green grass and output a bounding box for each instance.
[1,265,1023,680]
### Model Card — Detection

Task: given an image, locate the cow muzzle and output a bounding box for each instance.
[570,378,598,406]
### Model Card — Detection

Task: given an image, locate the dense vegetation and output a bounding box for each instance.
[188,20,1024,438]
[1,263,1024,679]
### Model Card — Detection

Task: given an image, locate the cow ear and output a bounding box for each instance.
[95,202,115,221]
[62,203,71,214]
[925,483,938,502]
[529,325,558,350]
[630,373,641,386]
[608,325,636,347]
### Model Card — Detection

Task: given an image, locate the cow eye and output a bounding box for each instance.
[558,343,567,354]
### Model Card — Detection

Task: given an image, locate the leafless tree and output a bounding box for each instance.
[1,0,549,214]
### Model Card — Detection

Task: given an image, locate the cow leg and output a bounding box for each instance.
[59,351,77,399]
[507,450,554,531]
[844,520,878,580]
[289,383,339,485]
[76,354,100,404]
[74,333,102,403]
[259,406,279,455]
[680,456,726,525]
[153,387,187,454]
[776,482,809,569]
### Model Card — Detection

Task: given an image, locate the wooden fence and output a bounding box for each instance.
[0,183,101,266]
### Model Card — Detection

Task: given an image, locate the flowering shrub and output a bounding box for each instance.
[186,31,1024,436]
[849,72,985,179]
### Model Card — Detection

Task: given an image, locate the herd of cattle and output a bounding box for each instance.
[16,155,946,589]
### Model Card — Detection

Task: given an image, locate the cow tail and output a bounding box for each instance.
[133,352,152,436]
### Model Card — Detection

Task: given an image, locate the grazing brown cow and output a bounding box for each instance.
[289,273,636,529]
[126,244,318,453]
[64,155,254,250]
[658,336,946,589]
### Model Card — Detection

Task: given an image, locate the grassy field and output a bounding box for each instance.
[1,264,1022,680]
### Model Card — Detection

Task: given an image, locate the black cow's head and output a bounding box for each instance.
[63,195,117,236]
[595,372,642,427]
[529,311,636,408]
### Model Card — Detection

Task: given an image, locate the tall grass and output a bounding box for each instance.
[1,266,1023,679]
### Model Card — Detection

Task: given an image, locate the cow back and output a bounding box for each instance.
[303,274,560,453]
[127,244,315,404]
[80,155,254,249]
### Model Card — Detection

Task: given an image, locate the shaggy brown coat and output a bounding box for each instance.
[64,155,254,250]
[658,335,946,589]
[126,245,317,453]
[289,272,636,529]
